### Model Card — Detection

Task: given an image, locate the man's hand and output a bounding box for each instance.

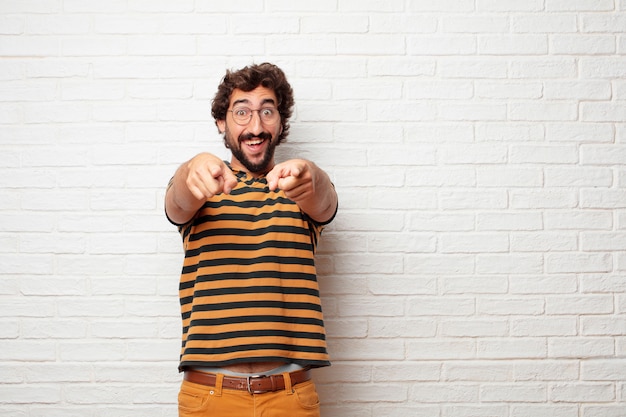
[185,153,238,200]
[267,159,313,200]
[165,153,238,224]
[267,159,337,223]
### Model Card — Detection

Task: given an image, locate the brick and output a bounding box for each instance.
[408,35,477,55]
[510,102,578,122]
[371,14,437,33]
[545,167,613,187]
[443,15,509,33]
[303,15,369,34]
[512,14,578,33]
[440,233,509,253]
[581,359,626,381]
[408,0,475,12]
[410,383,478,402]
[546,0,614,11]
[0,385,61,404]
[511,317,578,336]
[544,80,612,100]
[551,35,616,55]
[476,212,543,231]
[544,211,613,231]
[476,254,543,274]
[511,405,579,417]
[582,14,626,33]
[546,122,614,143]
[514,360,579,381]
[329,339,405,361]
[444,361,512,382]
[480,383,546,402]
[546,253,613,273]
[582,317,626,336]
[549,383,615,402]
[478,0,543,11]
[478,297,544,315]
[407,339,477,360]
[510,275,578,295]
[581,102,626,122]
[479,35,548,55]
[439,57,508,79]
[373,362,440,382]
[510,232,578,252]
[440,276,508,295]
[510,58,578,78]
[475,81,543,99]
[369,317,437,338]
[440,319,508,337]
[477,338,547,359]
[368,275,437,295]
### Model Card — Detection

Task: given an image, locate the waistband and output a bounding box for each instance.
[183,368,311,394]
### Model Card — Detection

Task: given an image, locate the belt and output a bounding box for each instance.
[183,369,311,394]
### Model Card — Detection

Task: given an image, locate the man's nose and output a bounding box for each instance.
[247,110,264,134]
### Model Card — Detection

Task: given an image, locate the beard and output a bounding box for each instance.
[224,129,277,174]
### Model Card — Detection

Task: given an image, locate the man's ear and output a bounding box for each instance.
[216,119,226,133]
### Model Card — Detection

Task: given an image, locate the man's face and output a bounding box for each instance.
[216,86,282,176]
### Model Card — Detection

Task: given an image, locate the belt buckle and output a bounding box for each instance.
[246,374,267,394]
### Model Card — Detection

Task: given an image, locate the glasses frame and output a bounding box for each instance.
[227,106,281,126]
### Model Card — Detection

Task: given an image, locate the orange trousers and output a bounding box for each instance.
[178,372,321,417]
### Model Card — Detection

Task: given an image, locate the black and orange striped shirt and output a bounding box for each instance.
[169,167,334,370]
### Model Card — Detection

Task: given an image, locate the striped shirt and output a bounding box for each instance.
[169,167,334,370]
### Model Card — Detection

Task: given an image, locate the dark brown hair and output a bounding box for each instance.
[211,63,294,144]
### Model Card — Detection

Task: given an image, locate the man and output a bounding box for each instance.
[165,63,338,417]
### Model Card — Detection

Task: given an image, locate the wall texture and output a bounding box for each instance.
[1,1,626,416]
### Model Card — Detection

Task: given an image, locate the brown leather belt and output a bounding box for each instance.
[183,369,311,394]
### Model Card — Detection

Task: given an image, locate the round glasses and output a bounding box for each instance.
[227,106,280,126]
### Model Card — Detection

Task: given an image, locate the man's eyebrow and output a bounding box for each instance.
[231,98,277,107]
[232,98,251,107]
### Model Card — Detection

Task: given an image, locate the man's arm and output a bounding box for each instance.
[165,153,238,225]
[266,159,338,223]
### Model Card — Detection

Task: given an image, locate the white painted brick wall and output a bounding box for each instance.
[1,1,625,416]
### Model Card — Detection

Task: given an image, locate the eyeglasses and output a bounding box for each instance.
[227,106,280,126]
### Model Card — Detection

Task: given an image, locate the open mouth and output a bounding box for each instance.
[242,137,267,151]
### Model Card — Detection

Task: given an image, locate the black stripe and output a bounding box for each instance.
[185,240,313,258]
[189,225,311,242]
[203,195,295,208]
[180,270,318,292]
[193,285,319,298]
[186,329,326,341]
[189,315,324,327]
[186,256,315,274]
[192,300,323,312]
[196,209,304,224]
[184,343,327,355]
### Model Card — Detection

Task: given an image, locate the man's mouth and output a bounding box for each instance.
[240,132,272,149]
[243,138,266,146]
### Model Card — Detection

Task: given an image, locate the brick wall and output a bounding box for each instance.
[1,1,625,416]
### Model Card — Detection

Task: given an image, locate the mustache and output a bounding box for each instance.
[240,132,272,141]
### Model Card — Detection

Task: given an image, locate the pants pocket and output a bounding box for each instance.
[178,381,211,416]
[293,381,321,411]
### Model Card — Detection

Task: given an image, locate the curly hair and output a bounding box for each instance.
[211,63,294,145]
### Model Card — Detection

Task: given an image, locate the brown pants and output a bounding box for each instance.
[178,372,321,417]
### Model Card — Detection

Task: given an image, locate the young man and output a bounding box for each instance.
[165,63,338,417]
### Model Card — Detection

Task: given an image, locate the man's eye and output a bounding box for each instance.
[235,109,249,116]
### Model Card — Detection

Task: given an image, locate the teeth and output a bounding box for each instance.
[245,139,264,145]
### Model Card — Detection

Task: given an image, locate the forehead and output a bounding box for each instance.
[230,86,278,107]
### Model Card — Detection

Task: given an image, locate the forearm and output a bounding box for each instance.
[295,164,338,224]
[165,163,205,225]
